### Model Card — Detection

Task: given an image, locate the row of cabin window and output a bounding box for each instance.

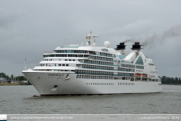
[121,64,144,69]
[58,64,69,66]
[35,69,74,72]
[121,64,135,68]
[55,50,113,55]
[44,54,115,59]
[76,75,113,79]
[75,70,114,75]
[56,50,116,57]
[100,52,114,57]
[90,56,113,61]
[118,73,134,76]
[65,59,75,61]
[118,68,134,71]
[82,65,114,70]
[55,50,88,53]
[118,83,135,85]
[40,64,69,66]
[44,59,75,61]
[84,60,113,65]
[44,54,89,57]
[136,66,144,69]
[135,78,160,82]
[86,83,114,85]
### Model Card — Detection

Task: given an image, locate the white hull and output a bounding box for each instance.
[23,72,162,96]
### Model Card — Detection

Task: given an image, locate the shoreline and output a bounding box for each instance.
[1,83,180,86]
[0,83,30,86]
[162,84,181,85]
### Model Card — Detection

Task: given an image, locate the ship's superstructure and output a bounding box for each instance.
[22,32,162,96]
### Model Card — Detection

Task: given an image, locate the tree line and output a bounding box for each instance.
[0,72,27,81]
[161,76,181,85]
[1,72,181,85]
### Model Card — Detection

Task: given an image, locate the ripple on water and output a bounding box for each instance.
[0,85,181,114]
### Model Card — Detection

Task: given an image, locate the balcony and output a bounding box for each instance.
[79,61,117,66]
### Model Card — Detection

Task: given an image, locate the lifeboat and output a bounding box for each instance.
[142,74,147,77]
[135,73,140,76]
[130,78,134,81]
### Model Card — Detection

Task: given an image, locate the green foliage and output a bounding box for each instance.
[0,72,10,80]
[161,77,181,84]
[11,74,13,80]
[18,76,27,81]
[0,72,27,81]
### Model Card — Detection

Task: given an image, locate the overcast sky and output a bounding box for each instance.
[0,0,181,77]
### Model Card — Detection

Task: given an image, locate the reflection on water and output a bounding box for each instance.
[0,85,181,114]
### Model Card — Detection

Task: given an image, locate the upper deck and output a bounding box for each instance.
[24,31,160,82]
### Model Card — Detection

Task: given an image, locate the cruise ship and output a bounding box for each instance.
[22,32,162,96]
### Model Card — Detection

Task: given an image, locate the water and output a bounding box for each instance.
[0,85,181,114]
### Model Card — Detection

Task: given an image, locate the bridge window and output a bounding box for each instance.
[136,65,144,69]
[78,55,83,57]
[135,56,144,65]
[84,55,89,57]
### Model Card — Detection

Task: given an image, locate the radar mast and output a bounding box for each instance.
[86,31,99,46]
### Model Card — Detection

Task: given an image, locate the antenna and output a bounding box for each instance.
[24,59,27,71]
[65,39,66,46]
[81,42,83,46]
[86,31,99,46]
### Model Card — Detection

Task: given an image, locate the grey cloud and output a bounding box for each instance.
[0,13,17,28]
[0,0,181,77]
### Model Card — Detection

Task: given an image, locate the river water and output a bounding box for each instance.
[0,85,180,114]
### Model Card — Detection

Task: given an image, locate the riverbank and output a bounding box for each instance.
[162,84,181,85]
[0,83,32,86]
[0,83,20,86]
[1,83,180,86]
